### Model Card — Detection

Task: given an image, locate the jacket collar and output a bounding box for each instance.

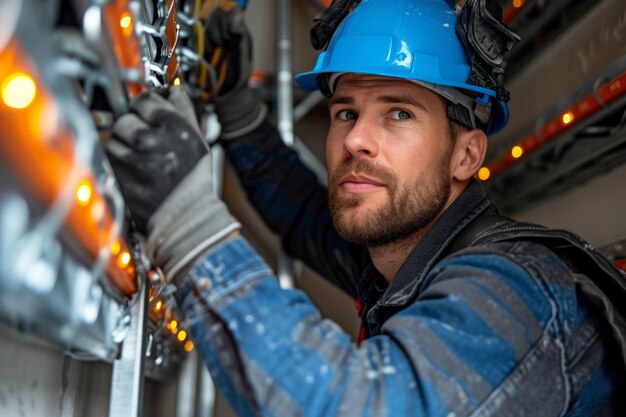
[358,180,493,308]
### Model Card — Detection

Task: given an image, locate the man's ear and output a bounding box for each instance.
[452,129,488,182]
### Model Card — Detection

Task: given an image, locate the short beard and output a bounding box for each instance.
[328,154,452,248]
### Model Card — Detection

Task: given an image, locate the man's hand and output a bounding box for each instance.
[203,1,266,139]
[106,89,207,233]
[106,88,240,281]
[204,1,251,97]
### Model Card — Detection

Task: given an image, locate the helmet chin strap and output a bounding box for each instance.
[410,80,492,131]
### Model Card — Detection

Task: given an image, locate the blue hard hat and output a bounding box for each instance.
[295,0,511,135]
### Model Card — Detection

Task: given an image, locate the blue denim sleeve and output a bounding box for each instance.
[222,119,368,298]
[177,237,571,417]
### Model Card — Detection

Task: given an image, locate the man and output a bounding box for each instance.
[106,0,625,415]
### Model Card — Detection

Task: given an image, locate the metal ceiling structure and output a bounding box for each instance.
[484,61,626,213]
[474,0,626,215]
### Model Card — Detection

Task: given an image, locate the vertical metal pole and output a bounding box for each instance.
[212,145,225,198]
[176,351,198,417]
[198,359,217,416]
[175,351,216,417]
[276,0,296,289]
[276,0,294,147]
[108,283,148,417]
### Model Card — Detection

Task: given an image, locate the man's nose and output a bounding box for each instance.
[343,116,379,159]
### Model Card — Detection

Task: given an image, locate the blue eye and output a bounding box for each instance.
[390,110,412,120]
[337,110,357,121]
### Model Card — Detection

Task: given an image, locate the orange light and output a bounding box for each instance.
[609,80,622,92]
[512,0,524,8]
[110,241,121,256]
[118,251,131,267]
[0,41,137,296]
[184,341,194,352]
[90,198,106,223]
[120,13,133,36]
[155,300,162,311]
[478,167,491,181]
[120,14,132,28]
[177,330,187,341]
[170,320,178,330]
[2,72,36,109]
[511,145,524,159]
[562,111,574,125]
[76,180,93,206]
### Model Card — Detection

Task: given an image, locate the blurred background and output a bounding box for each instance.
[1,0,625,416]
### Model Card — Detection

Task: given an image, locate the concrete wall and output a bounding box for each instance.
[514,162,626,248]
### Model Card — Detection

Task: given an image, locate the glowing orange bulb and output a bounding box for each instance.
[110,241,121,256]
[76,180,93,206]
[184,341,194,352]
[2,72,36,109]
[562,111,574,125]
[177,330,187,341]
[511,145,524,159]
[478,167,491,181]
[512,0,524,8]
[120,13,132,28]
[120,13,133,36]
[170,320,178,330]
[118,251,131,267]
[155,300,162,311]
[90,198,105,223]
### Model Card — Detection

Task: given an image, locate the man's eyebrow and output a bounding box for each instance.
[328,96,354,107]
[328,94,430,113]
[377,95,429,113]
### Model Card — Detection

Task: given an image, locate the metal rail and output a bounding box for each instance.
[109,283,149,417]
[276,0,296,289]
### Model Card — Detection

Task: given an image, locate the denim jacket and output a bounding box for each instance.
[175,120,625,416]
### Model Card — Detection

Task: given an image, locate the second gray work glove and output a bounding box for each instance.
[106,88,240,281]
[204,2,266,139]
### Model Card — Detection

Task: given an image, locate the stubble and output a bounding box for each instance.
[328,153,452,248]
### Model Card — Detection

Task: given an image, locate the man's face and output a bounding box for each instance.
[326,74,455,247]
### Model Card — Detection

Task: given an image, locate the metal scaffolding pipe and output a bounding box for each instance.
[276,0,294,146]
[276,0,296,289]
[294,90,325,122]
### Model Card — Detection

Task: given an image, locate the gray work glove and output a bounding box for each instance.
[106,88,240,281]
[204,2,266,139]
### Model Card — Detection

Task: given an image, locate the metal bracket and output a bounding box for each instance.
[108,281,149,417]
